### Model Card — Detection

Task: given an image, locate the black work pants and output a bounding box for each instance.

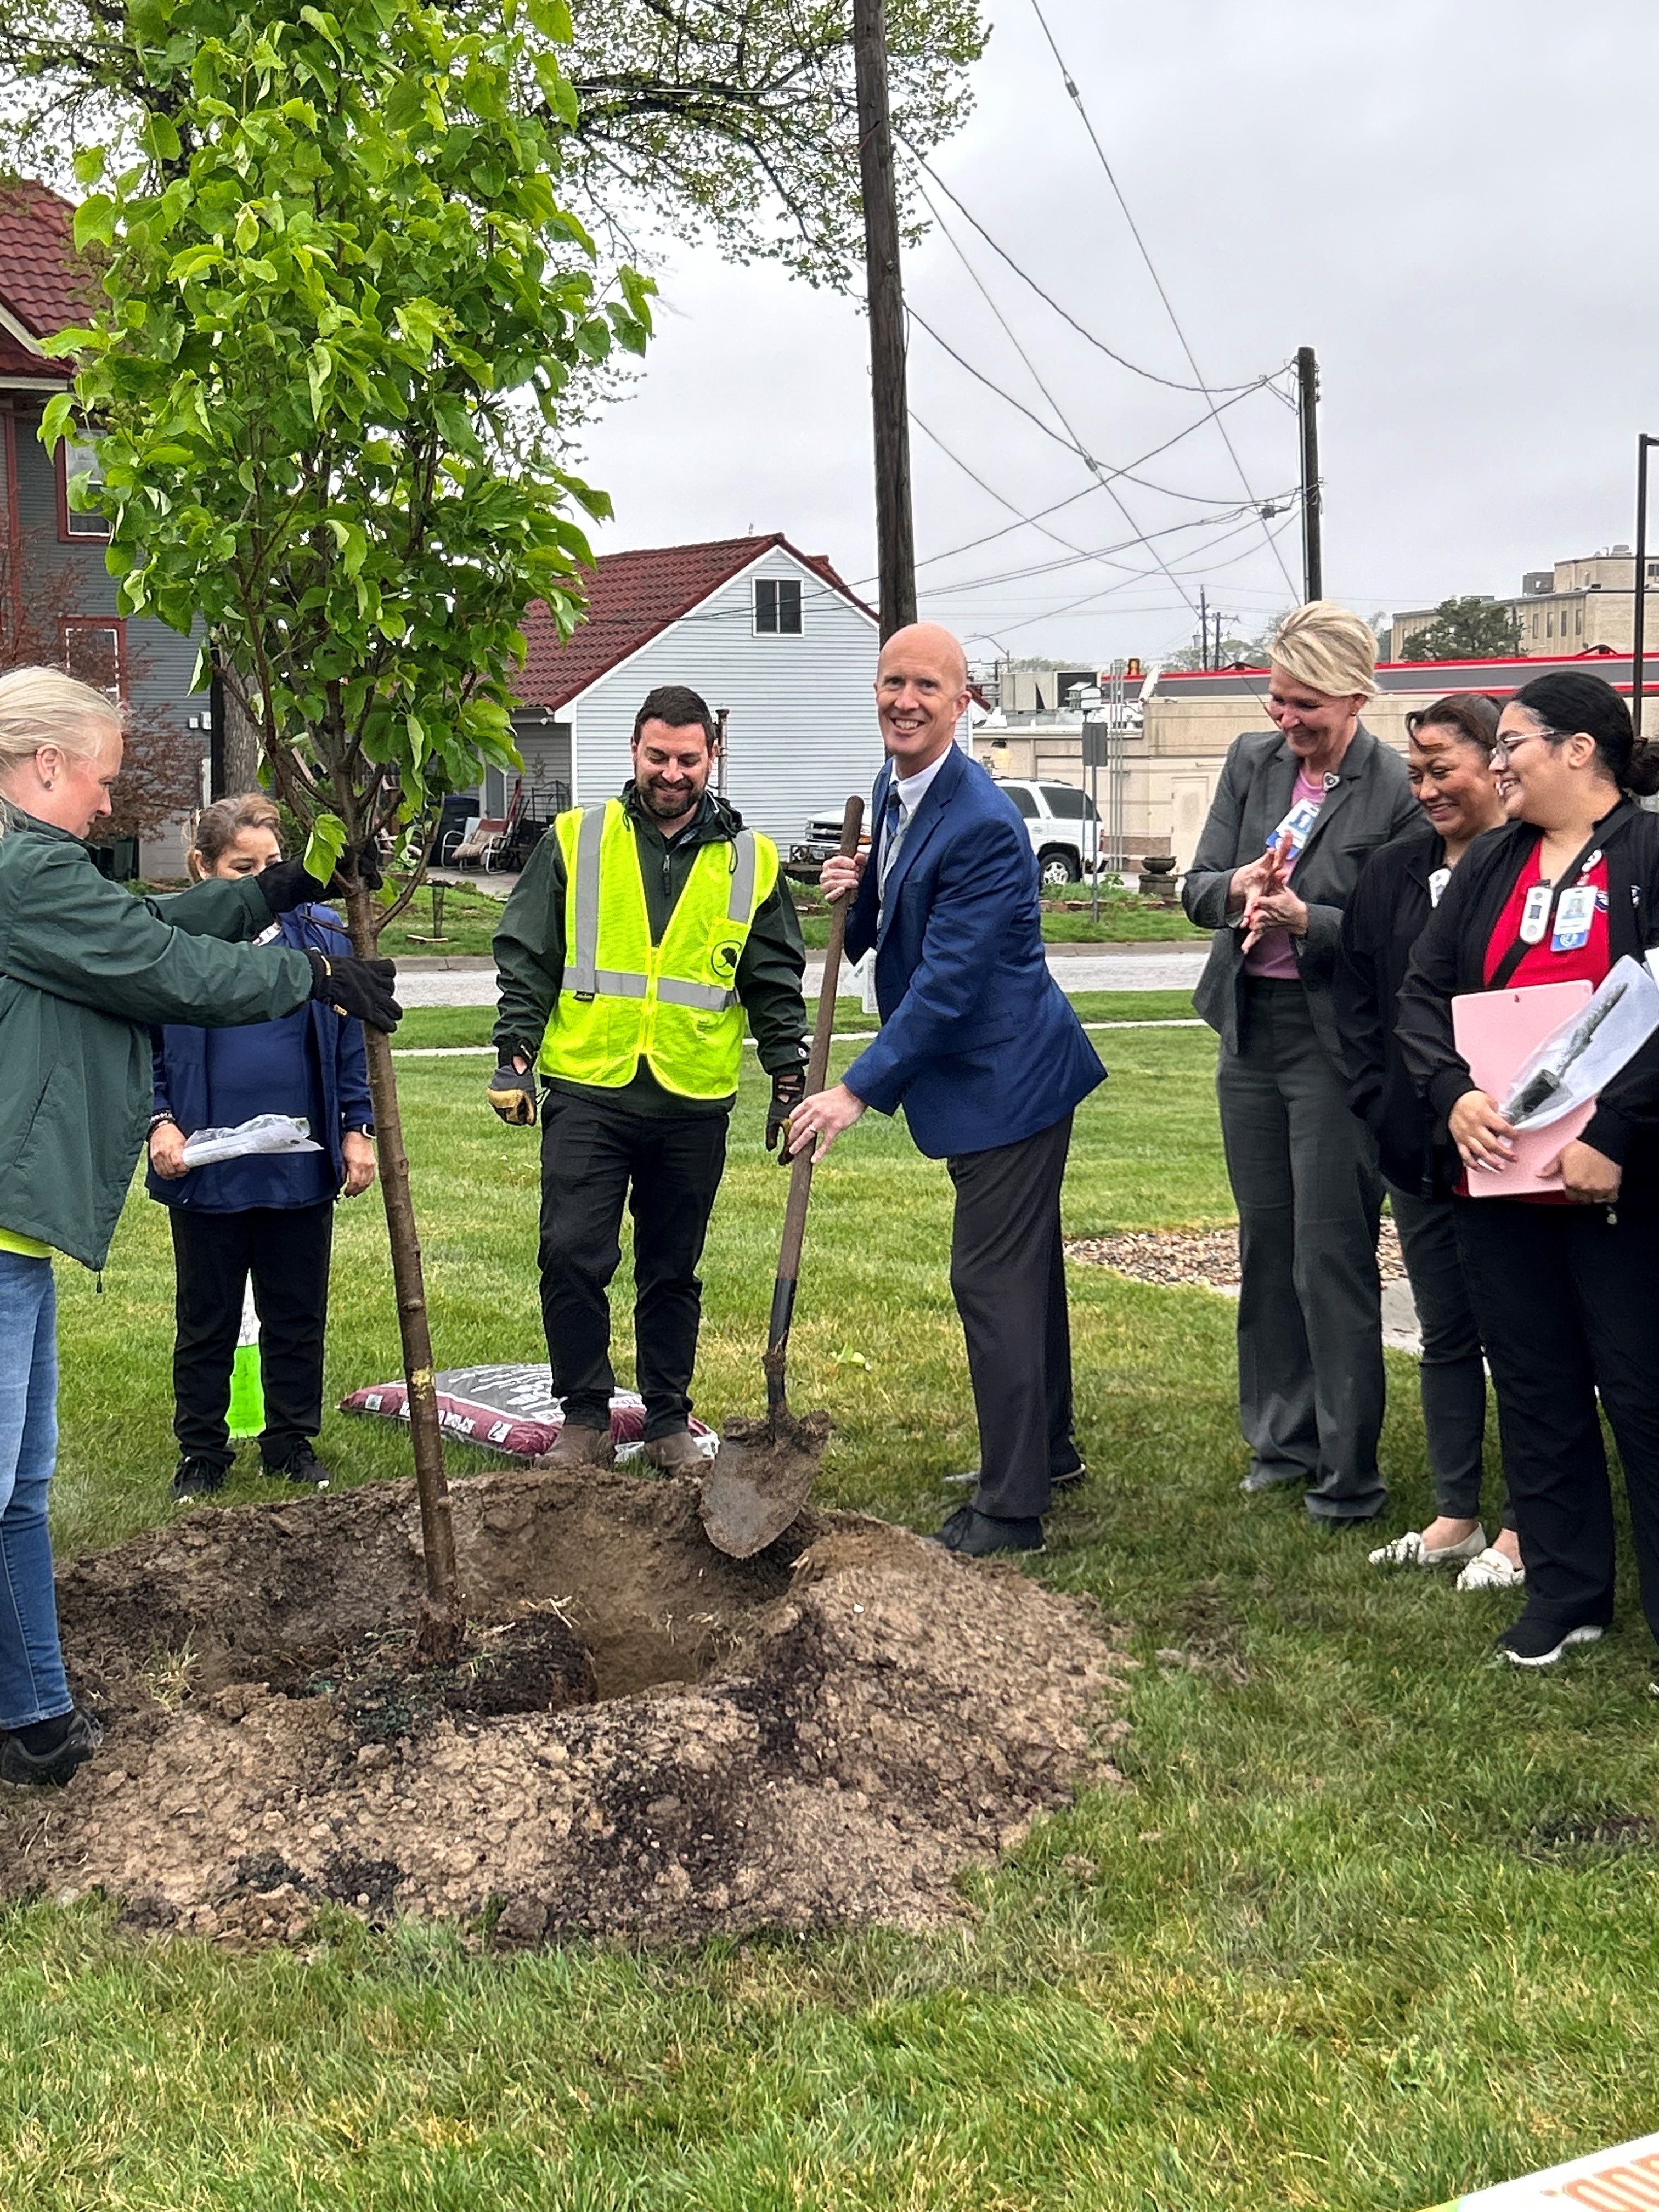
[948,1110,1076,1523]
[1454,1197,1659,1643]
[170,1203,335,1470]
[1388,1186,1508,1529]
[537,1090,729,1440]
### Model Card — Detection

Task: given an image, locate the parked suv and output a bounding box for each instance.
[788,772,1100,889]
[989,778,1100,889]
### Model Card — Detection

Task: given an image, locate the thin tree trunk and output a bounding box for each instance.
[343,879,465,1662]
[222,679,262,795]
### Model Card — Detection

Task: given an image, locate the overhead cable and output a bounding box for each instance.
[904,140,1286,403]
[1025,0,1302,599]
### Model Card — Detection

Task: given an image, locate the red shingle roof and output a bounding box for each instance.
[516,534,874,711]
[0,181,88,343]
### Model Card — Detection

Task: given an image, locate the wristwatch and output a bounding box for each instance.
[344,1122,376,1138]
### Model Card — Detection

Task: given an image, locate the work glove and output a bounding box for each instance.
[305,950,402,1033]
[767,1063,808,1160]
[258,844,384,919]
[487,1060,538,1127]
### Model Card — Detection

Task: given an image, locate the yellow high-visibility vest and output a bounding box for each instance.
[537,799,778,1099]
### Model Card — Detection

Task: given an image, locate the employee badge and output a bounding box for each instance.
[1267,796,1321,868]
[1552,883,1596,953]
[1427,867,1450,909]
[1518,883,1552,944]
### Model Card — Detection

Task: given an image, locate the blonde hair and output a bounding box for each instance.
[188,792,281,881]
[0,664,125,777]
[1270,601,1378,701]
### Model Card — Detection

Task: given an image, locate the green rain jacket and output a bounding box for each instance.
[0,808,317,1269]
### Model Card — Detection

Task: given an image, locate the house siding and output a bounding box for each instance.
[4,400,209,869]
[565,549,882,844]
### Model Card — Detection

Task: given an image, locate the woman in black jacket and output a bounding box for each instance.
[1335,695,1518,1589]
[1396,670,1659,1673]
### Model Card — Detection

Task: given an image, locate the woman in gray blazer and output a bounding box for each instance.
[1182,603,1418,1522]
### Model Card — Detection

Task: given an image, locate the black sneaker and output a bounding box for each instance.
[929,1506,1046,1557]
[172,1455,227,1499]
[0,1708,102,1787]
[263,1443,332,1489]
[1496,1607,1606,1668]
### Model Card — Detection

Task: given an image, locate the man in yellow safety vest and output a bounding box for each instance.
[488,684,809,1473]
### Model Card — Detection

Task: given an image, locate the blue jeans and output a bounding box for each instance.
[0,1252,70,1731]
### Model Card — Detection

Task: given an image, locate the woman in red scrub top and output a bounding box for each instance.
[1397,671,1659,1674]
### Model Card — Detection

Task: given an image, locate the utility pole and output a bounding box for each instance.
[1197,586,1210,669]
[854,0,916,639]
[1634,433,1656,741]
[1297,345,1322,604]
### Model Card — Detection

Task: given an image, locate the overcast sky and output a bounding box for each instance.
[579,0,1657,669]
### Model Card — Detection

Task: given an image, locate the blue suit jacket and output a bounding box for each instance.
[843,746,1104,1159]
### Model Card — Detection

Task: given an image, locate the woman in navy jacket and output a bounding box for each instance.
[148,795,376,1498]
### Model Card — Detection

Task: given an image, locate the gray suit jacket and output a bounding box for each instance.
[1182,725,1418,1062]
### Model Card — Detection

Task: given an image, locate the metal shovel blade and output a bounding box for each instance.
[698,1408,831,1559]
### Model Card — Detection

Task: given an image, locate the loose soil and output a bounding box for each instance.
[1066,1220,1406,1290]
[0,1470,1126,1948]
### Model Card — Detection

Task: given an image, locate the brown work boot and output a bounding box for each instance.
[642,1430,706,1476]
[533,1423,615,1471]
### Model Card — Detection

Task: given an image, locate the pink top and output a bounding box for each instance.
[1243,768,1325,979]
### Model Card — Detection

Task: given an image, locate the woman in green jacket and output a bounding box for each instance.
[0,667,400,1787]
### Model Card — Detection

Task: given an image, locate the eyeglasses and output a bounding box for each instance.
[1491,727,1559,766]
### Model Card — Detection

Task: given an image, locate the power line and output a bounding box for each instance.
[901,140,1282,402]
[1025,0,1302,600]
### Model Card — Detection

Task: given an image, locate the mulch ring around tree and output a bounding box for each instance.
[1065,1218,1406,1291]
[0,1470,1128,1950]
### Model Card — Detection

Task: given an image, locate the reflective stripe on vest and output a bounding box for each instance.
[539,799,779,1098]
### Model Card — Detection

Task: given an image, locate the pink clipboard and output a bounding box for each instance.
[1452,979,1595,1197]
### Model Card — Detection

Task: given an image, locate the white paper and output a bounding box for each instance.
[1498,956,1659,1130]
[179,1113,324,1167]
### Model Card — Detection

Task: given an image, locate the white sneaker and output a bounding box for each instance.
[1368,1526,1487,1569]
[1457,1545,1526,1592]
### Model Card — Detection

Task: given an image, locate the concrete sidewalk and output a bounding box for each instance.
[394,945,1210,1008]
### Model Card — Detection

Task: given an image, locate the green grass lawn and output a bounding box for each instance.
[10,1028,1659,2210]
[795,900,1203,948]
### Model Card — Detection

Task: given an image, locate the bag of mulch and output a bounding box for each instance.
[339,1362,714,1461]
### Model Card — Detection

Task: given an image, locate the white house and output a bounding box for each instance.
[504,533,883,847]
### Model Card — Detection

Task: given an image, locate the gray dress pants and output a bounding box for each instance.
[1217,979,1386,1520]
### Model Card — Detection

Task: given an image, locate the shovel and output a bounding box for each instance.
[700,793,866,1558]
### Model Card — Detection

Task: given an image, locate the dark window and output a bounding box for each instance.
[1040,783,1088,819]
[754,577,803,635]
[1002,785,1039,818]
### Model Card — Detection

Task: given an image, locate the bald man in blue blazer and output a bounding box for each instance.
[788,624,1105,1554]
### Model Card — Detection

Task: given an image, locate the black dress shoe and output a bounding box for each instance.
[929,1506,1045,1556]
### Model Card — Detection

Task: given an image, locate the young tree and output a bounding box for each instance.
[1,0,985,291]
[1401,596,1522,662]
[50,0,651,1658]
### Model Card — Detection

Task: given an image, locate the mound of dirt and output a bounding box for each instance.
[0,1470,1126,1945]
[1066,1220,1406,1289]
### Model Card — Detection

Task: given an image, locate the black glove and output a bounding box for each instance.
[305,949,402,1032]
[487,1060,538,1127]
[767,1064,808,1159]
[258,845,383,919]
[258,857,328,918]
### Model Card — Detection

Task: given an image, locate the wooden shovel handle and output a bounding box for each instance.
[771,794,865,1327]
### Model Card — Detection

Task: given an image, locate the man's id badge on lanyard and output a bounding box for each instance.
[1552,883,1597,953]
[1267,796,1321,868]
